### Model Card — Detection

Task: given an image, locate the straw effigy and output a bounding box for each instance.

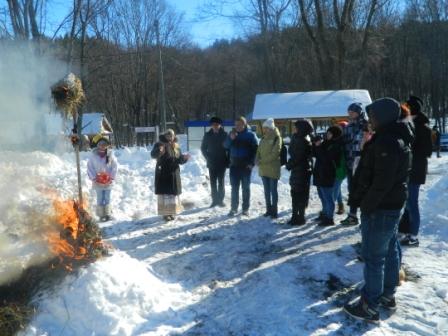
[51,73,85,118]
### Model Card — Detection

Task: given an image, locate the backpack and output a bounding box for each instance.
[274,136,288,166]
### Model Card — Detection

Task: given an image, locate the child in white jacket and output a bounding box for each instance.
[87,136,118,221]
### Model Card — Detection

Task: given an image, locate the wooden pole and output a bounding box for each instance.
[73,109,83,207]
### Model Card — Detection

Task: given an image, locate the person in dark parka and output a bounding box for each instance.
[285,119,314,225]
[344,98,413,323]
[151,129,190,221]
[400,95,433,247]
[432,126,441,158]
[313,125,343,226]
[201,117,229,207]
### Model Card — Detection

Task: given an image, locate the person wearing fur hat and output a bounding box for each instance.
[313,125,343,226]
[344,97,413,323]
[151,129,191,221]
[87,135,118,221]
[399,95,433,247]
[224,116,259,216]
[285,119,314,225]
[201,117,229,207]
[256,118,282,218]
[340,102,368,226]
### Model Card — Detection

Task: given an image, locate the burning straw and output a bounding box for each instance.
[0,196,108,336]
[50,73,85,118]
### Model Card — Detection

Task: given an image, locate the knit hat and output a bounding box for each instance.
[406,95,423,115]
[366,98,400,128]
[93,134,110,146]
[262,118,275,130]
[348,102,363,114]
[294,119,314,136]
[210,116,223,124]
[327,125,343,139]
[165,129,175,137]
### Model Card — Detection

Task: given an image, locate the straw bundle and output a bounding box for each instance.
[51,73,85,118]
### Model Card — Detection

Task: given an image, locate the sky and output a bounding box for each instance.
[167,0,240,46]
[45,0,240,48]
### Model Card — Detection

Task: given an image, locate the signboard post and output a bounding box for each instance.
[135,126,159,144]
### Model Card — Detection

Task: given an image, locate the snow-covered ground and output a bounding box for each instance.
[3,141,447,335]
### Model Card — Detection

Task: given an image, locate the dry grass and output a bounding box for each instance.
[51,73,85,118]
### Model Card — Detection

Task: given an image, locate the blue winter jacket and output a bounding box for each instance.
[224,126,259,168]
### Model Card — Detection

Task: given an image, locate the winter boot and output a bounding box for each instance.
[100,205,112,222]
[379,295,397,311]
[400,234,419,247]
[295,204,306,225]
[263,206,272,217]
[336,203,345,215]
[344,297,380,324]
[96,205,105,219]
[318,216,335,226]
[270,206,278,219]
[228,209,237,217]
[340,214,359,226]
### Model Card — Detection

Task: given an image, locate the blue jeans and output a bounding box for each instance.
[317,186,335,219]
[333,179,344,205]
[361,209,402,309]
[230,167,252,211]
[96,188,111,206]
[406,183,421,236]
[347,172,358,216]
[261,176,278,209]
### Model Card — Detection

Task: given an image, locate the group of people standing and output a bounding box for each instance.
[198,95,434,324]
[85,94,435,324]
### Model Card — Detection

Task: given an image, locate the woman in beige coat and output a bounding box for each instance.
[256,118,282,218]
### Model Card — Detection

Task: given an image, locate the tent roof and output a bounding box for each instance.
[251,90,372,120]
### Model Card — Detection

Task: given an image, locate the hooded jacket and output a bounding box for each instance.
[351,98,414,214]
[256,127,282,179]
[410,112,433,184]
[151,134,187,195]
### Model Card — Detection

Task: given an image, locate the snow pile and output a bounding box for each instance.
[23,252,195,336]
[3,144,447,335]
[0,151,71,285]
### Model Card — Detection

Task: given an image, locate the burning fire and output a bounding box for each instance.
[48,200,85,260]
[45,197,106,270]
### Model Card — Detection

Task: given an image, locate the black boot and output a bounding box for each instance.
[296,204,306,226]
[270,206,278,219]
[263,206,271,217]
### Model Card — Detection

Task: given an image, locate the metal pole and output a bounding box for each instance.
[155,19,167,133]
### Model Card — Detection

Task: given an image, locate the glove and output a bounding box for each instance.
[96,172,112,185]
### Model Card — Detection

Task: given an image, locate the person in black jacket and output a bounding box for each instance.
[344,98,413,323]
[285,119,314,225]
[313,125,343,226]
[151,129,190,221]
[201,117,229,207]
[400,95,433,247]
[432,126,441,158]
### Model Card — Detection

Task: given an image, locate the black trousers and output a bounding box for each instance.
[209,167,226,204]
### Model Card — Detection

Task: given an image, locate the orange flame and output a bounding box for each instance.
[46,198,92,271]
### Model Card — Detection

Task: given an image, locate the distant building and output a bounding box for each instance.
[250,89,372,136]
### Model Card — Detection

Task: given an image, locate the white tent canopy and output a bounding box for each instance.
[252,90,372,120]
